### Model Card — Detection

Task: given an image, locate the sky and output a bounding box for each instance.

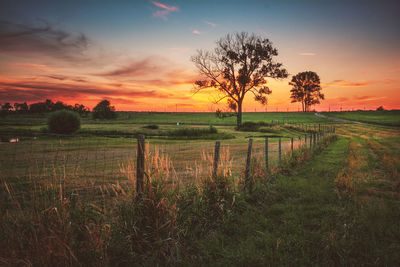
[0,0,399,112]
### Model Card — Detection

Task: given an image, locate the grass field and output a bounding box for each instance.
[185,123,400,265]
[323,110,400,127]
[0,111,333,127]
[1,111,399,265]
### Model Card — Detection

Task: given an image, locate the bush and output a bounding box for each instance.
[168,125,218,137]
[47,110,80,134]
[92,100,117,120]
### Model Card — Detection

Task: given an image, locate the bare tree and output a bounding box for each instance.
[191,32,288,127]
[289,71,324,112]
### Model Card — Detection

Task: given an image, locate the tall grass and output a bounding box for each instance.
[0,133,337,265]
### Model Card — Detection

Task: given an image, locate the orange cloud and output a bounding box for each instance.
[353,95,386,102]
[323,80,370,87]
[0,77,191,107]
[10,63,54,72]
[43,74,87,83]
[298,52,316,56]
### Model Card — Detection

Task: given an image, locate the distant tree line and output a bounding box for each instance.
[1,99,117,119]
[0,99,90,116]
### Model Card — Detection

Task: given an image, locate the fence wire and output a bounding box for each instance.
[1,133,329,191]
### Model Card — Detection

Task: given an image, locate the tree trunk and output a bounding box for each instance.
[237,102,242,128]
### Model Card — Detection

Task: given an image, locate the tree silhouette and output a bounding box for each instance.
[73,104,90,116]
[1,102,12,111]
[14,102,28,113]
[192,32,288,127]
[289,71,324,112]
[92,100,117,119]
[376,106,385,111]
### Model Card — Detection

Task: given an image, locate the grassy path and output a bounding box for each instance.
[189,137,349,265]
[188,133,400,266]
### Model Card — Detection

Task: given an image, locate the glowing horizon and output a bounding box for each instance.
[1,0,399,112]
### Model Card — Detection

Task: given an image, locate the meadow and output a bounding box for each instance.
[1,111,399,266]
[322,110,400,127]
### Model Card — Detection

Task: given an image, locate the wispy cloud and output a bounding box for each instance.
[127,68,198,87]
[95,57,163,77]
[0,20,89,61]
[9,63,54,72]
[94,56,198,86]
[0,78,190,104]
[298,52,316,56]
[192,30,201,35]
[44,74,87,83]
[323,80,369,87]
[354,95,386,102]
[204,20,216,27]
[151,1,179,20]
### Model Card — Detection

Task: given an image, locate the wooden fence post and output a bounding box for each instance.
[265,137,269,170]
[291,137,294,155]
[136,134,145,196]
[212,141,220,179]
[304,134,307,145]
[309,135,312,149]
[245,138,253,191]
[278,138,282,162]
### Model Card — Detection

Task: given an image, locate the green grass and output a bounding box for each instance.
[0,112,331,142]
[104,111,333,125]
[323,110,400,127]
[1,111,399,265]
[184,130,400,265]
[185,137,350,265]
[0,111,332,127]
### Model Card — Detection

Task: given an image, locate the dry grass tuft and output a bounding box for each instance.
[335,140,366,193]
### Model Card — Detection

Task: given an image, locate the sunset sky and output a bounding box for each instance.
[1,0,399,111]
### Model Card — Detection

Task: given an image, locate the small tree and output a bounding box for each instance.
[289,71,324,112]
[1,102,13,112]
[73,104,90,117]
[192,32,288,127]
[92,100,117,119]
[376,106,385,111]
[48,110,80,134]
[53,101,72,111]
[14,102,29,113]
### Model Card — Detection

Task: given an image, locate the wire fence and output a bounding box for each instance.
[0,129,334,192]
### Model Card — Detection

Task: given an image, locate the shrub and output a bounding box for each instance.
[92,100,117,119]
[47,110,80,134]
[167,125,218,137]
